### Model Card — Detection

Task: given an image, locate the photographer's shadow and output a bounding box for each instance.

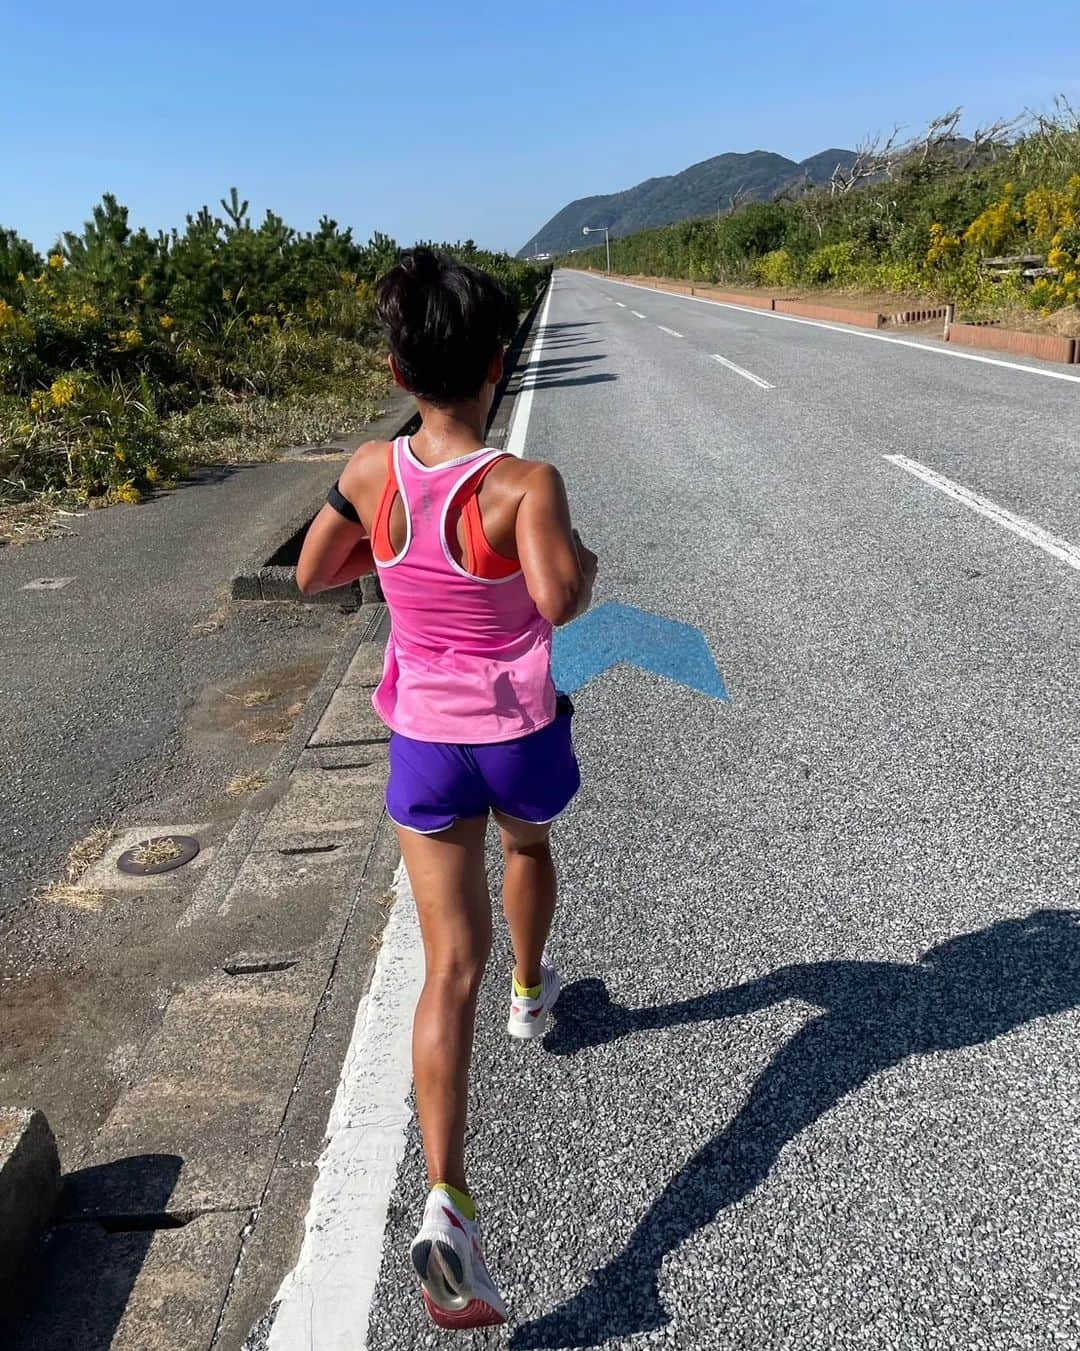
[513,909,1080,1348]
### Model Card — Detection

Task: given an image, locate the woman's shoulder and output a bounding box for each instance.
[490,455,564,490]
[340,439,393,494]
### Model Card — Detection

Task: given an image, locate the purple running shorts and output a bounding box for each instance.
[386,698,580,835]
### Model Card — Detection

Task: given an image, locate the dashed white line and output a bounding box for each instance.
[885,454,1080,572]
[587,274,1080,386]
[631,310,646,319]
[710,353,774,390]
[615,301,626,308]
[657,326,683,338]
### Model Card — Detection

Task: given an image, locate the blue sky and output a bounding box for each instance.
[5,0,1079,255]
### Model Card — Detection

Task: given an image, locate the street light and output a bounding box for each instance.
[583,225,611,274]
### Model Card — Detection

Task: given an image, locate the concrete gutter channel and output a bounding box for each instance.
[0,280,550,1350]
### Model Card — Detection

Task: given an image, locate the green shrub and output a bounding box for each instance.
[751,249,796,287]
[0,193,548,503]
[802,241,860,285]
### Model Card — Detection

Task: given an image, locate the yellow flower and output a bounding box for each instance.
[80,302,99,322]
[145,465,159,484]
[114,447,126,463]
[1065,271,1078,286]
[137,274,149,292]
[1048,247,1069,269]
[0,298,14,327]
[15,271,25,284]
[926,223,961,265]
[15,423,32,439]
[112,326,143,351]
[29,390,48,415]
[49,375,77,407]
[159,314,175,331]
[48,253,65,270]
[115,481,142,504]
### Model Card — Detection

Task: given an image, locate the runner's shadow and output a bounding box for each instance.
[512,909,1080,1348]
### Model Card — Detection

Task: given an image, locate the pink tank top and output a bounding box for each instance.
[371,437,556,744]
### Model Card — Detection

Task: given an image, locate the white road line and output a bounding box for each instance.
[614,301,626,307]
[587,274,1080,386]
[505,280,556,455]
[631,310,646,319]
[657,325,683,338]
[885,454,1080,572]
[268,866,424,1351]
[710,353,774,390]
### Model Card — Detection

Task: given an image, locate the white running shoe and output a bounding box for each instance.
[507,954,561,1040]
[410,1188,508,1330]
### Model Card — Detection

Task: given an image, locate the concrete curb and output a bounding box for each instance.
[0,1108,60,1306]
[945,321,1077,365]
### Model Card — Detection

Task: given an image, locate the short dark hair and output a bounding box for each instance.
[375,248,517,404]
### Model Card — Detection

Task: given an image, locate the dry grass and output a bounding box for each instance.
[246,700,305,745]
[0,499,85,548]
[248,725,290,745]
[226,772,268,797]
[235,688,272,708]
[192,602,230,635]
[128,837,184,867]
[41,884,106,911]
[38,822,115,908]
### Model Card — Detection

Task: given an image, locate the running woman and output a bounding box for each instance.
[297,249,596,1329]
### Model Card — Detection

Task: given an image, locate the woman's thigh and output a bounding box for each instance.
[396,815,492,968]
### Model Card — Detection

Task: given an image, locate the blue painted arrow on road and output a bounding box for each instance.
[552,602,728,700]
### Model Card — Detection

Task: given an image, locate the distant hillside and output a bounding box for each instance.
[518,148,857,257]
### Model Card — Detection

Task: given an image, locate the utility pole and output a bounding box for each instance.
[582,225,611,273]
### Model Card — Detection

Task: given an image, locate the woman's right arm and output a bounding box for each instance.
[515,463,597,626]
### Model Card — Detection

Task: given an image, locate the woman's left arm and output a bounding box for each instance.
[296,500,374,595]
[297,445,384,595]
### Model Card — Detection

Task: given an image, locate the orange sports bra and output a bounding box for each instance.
[371,447,520,581]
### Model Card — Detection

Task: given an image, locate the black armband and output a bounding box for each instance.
[327,479,361,524]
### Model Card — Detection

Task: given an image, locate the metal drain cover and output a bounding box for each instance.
[116,834,201,876]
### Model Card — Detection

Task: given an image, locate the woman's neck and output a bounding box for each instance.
[410,399,489,464]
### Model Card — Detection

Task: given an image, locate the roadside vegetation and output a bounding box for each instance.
[0,191,546,510]
[559,103,1080,332]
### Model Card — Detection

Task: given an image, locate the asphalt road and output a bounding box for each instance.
[295,270,1079,1351]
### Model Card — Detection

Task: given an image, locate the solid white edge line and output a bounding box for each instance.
[710,353,774,390]
[656,326,683,338]
[267,865,424,1351]
[884,454,1080,572]
[505,280,556,457]
[583,273,1080,385]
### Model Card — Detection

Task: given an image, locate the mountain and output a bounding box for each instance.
[518,148,857,257]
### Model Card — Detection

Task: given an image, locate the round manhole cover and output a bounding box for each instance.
[116,835,201,876]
